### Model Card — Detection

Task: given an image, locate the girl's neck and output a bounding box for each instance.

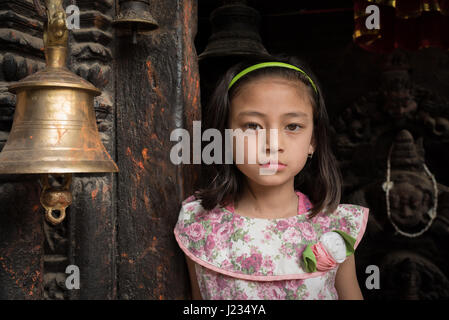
[235,180,299,219]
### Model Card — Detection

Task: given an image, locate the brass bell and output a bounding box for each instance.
[113,0,159,44]
[198,1,268,61]
[0,0,118,224]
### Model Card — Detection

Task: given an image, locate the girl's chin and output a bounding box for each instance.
[246,174,292,187]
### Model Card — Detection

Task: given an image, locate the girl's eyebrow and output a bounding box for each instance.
[237,111,266,117]
[282,111,308,118]
[237,111,309,118]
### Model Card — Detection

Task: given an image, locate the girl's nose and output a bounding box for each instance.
[264,129,284,154]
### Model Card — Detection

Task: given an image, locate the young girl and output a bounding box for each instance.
[173,55,369,300]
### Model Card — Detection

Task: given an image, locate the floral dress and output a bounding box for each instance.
[173,191,369,300]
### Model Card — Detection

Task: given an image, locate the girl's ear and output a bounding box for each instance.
[308,145,314,155]
[309,134,316,154]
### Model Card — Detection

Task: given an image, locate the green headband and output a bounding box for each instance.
[228,62,318,94]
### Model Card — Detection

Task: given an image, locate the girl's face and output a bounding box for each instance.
[228,76,315,187]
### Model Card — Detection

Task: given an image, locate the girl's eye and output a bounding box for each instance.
[286,124,302,132]
[244,122,262,131]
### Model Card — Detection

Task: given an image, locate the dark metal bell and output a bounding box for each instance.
[198,1,268,61]
[113,0,159,43]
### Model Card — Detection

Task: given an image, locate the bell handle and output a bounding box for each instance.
[42,0,69,68]
[43,0,68,47]
[45,208,66,225]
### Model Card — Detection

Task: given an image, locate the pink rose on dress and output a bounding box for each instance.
[283,228,301,243]
[205,234,216,253]
[339,217,351,234]
[208,208,225,223]
[352,207,361,217]
[285,279,304,292]
[315,215,331,230]
[241,253,263,273]
[216,275,230,290]
[275,220,290,232]
[186,222,205,242]
[262,257,275,274]
[258,283,286,299]
[298,222,317,241]
[232,215,245,228]
[184,203,197,212]
[263,231,272,242]
[212,222,233,243]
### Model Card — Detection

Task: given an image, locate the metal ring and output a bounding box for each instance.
[45,209,66,225]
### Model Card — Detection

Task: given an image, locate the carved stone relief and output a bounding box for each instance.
[334,51,449,299]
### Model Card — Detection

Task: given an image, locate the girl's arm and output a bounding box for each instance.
[334,254,364,300]
[185,255,203,300]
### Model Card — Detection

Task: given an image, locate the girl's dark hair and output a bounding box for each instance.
[195,54,342,219]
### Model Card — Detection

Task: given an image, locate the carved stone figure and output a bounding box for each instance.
[348,130,449,299]
[334,51,449,190]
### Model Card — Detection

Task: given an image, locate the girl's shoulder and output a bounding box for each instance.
[335,203,369,214]
[176,194,228,226]
[178,194,212,219]
[328,203,369,224]
[181,194,198,206]
[180,194,201,213]
[175,195,231,230]
[313,203,369,250]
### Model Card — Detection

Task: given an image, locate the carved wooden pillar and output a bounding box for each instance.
[68,0,117,300]
[115,0,200,299]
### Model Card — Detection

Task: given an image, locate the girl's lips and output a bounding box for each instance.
[259,162,287,169]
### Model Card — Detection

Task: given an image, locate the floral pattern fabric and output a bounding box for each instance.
[173,191,369,300]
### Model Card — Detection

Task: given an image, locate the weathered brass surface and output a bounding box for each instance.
[0,0,118,174]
